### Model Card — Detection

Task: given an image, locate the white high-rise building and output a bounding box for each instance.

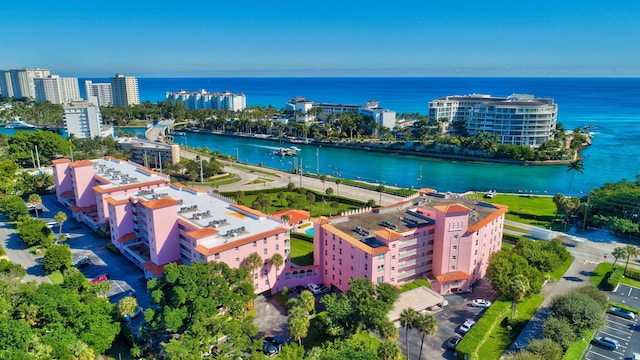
[165,89,246,111]
[63,97,113,139]
[111,74,139,107]
[34,75,80,104]
[85,80,113,107]
[428,94,558,147]
[0,68,51,99]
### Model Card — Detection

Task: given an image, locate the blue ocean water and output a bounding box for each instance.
[63,78,640,194]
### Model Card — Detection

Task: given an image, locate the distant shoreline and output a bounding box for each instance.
[175,129,577,166]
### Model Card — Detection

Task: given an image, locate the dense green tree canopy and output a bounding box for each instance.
[0,260,26,282]
[146,262,258,358]
[41,244,72,273]
[486,250,544,298]
[16,217,52,247]
[0,194,29,221]
[550,292,606,334]
[8,130,72,167]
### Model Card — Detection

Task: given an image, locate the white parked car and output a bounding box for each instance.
[472,299,492,308]
[459,319,476,334]
[306,283,322,295]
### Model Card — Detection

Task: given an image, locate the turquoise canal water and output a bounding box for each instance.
[7,78,640,195]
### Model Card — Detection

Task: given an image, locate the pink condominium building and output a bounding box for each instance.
[313,190,507,294]
[52,157,290,293]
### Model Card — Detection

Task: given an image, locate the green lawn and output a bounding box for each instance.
[469,193,559,229]
[475,295,544,360]
[290,238,314,266]
[48,270,64,284]
[549,256,574,281]
[501,242,514,251]
[591,262,640,288]
[563,328,597,360]
[242,191,363,217]
[229,164,281,178]
[399,278,431,292]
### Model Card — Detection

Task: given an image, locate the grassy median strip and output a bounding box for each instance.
[563,328,597,360]
[457,294,544,360]
[549,256,574,281]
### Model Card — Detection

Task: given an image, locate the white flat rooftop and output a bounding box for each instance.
[91,157,169,191]
[109,184,285,249]
[388,286,445,322]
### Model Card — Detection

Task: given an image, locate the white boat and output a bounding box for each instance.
[290,146,301,151]
[5,119,35,129]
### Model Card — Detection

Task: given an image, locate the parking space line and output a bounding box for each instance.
[599,330,631,342]
[585,347,620,360]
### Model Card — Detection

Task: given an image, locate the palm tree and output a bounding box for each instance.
[54,211,67,238]
[319,175,327,192]
[335,178,342,195]
[376,185,386,206]
[566,160,584,195]
[612,247,627,269]
[271,253,284,283]
[509,274,529,319]
[416,313,437,360]
[624,245,639,273]
[117,295,139,320]
[399,308,417,359]
[243,252,263,289]
[28,193,42,218]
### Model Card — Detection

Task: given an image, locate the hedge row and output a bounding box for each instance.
[455,300,511,359]
[625,267,640,281]
[603,267,624,290]
[291,232,313,243]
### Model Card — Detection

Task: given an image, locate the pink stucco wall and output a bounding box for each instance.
[146,205,180,265]
[52,161,73,203]
[107,201,134,250]
[72,165,97,208]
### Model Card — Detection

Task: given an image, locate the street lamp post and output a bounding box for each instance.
[316,146,320,175]
[234,148,239,163]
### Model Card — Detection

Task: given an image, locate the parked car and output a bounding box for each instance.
[306,282,330,295]
[265,336,287,351]
[459,319,476,334]
[72,255,91,268]
[633,353,640,360]
[445,336,462,350]
[608,306,636,320]
[471,299,492,308]
[91,273,109,283]
[262,341,278,356]
[124,306,143,321]
[593,336,619,350]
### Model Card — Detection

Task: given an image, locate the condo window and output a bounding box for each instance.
[452,256,457,260]
[452,245,457,250]
[263,239,267,244]
[377,265,384,272]
[235,247,239,251]
[236,257,239,262]
[276,244,279,251]
[263,249,267,255]
[215,253,220,260]
[253,241,257,247]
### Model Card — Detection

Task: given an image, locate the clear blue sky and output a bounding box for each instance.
[2,0,639,77]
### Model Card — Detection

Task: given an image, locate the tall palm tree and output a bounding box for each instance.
[566,160,584,195]
[243,252,263,289]
[376,185,386,206]
[399,308,417,359]
[509,274,529,319]
[54,211,67,238]
[28,193,42,218]
[271,253,284,285]
[624,245,639,273]
[320,175,327,192]
[335,178,342,196]
[416,313,437,360]
[612,247,627,269]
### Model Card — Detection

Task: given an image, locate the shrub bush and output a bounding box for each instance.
[604,267,624,290]
[625,267,640,281]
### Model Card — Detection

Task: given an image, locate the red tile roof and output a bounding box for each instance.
[435,271,472,283]
[272,209,310,224]
[373,228,403,241]
[230,204,266,218]
[433,204,472,214]
[141,260,182,275]
[60,190,74,197]
[51,158,71,164]
[70,160,94,168]
[141,197,180,210]
[186,227,219,239]
[195,227,288,256]
[105,197,130,206]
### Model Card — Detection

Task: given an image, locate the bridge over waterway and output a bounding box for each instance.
[144,119,175,141]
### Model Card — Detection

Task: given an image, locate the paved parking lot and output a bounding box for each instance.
[398,293,487,360]
[610,285,640,310]
[584,313,639,360]
[37,195,151,309]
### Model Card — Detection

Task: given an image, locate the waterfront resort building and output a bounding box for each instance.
[286,97,397,129]
[428,94,558,147]
[165,89,247,112]
[63,97,113,139]
[85,80,113,107]
[312,190,507,294]
[116,137,181,166]
[34,75,81,104]
[0,68,51,99]
[111,74,140,107]
[51,157,291,291]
